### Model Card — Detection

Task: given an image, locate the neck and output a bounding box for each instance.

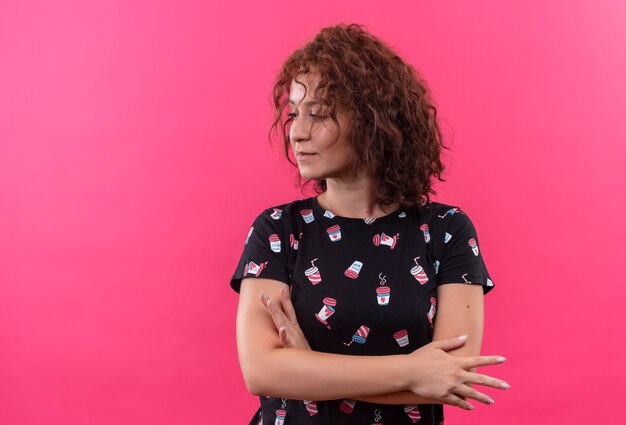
[319,177,399,218]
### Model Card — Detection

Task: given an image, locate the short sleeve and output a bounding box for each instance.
[229,208,291,293]
[435,208,495,295]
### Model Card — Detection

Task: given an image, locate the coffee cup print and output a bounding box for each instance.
[420,224,431,243]
[245,226,254,245]
[274,409,286,425]
[372,232,400,249]
[344,325,370,346]
[300,208,315,224]
[376,286,391,305]
[394,329,409,347]
[323,209,335,218]
[433,260,440,274]
[344,261,363,279]
[315,297,337,328]
[363,217,376,225]
[427,296,437,326]
[444,232,452,243]
[410,257,429,285]
[303,400,318,416]
[326,224,342,242]
[243,260,268,277]
[404,404,422,423]
[398,211,407,218]
[305,258,322,285]
[269,234,281,253]
[339,399,357,414]
[486,277,494,287]
[468,238,479,256]
[270,208,282,220]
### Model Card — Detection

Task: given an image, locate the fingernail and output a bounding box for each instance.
[496,356,506,362]
[487,398,494,405]
[500,382,510,389]
[467,404,474,410]
[457,335,468,340]
[260,291,267,299]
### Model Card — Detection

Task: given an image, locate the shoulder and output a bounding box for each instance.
[248,197,312,233]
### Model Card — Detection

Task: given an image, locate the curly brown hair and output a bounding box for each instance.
[268,23,449,209]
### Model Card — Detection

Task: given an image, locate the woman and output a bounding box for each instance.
[230,23,508,425]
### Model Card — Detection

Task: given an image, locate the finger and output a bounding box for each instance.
[461,370,511,390]
[459,355,507,370]
[266,299,289,333]
[432,335,469,351]
[443,393,474,411]
[280,285,298,324]
[453,384,495,406]
[278,327,289,347]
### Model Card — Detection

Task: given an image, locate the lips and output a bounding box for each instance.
[296,152,317,160]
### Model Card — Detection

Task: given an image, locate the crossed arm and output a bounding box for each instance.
[236,277,508,409]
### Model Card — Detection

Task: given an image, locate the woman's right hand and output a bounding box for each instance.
[408,335,509,410]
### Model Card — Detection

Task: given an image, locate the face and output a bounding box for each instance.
[287,70,352,181]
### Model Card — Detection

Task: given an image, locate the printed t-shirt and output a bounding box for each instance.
[230,196,495,425]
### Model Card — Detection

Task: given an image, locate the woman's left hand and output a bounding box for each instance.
[259,285,311,350]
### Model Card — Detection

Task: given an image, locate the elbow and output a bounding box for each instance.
[243,371,269,396]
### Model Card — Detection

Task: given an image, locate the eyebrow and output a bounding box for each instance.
[288,99,323,106]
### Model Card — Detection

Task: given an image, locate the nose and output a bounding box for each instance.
[289,114,312,143]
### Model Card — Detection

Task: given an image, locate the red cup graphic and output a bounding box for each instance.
[327,224,342,242]
[315,297,337,328]
[468,238,479,256]
[376,286,391,305]
[420,223,431,243]
[427,297,437,326]
[300,208,314,223]
[305,258,322,285]
[404,404,421,423]
[394,329,409,347]
[410,257,429,285]
[303,400,318,416]
[344,261,363,279]
[344,325,370,346]
[245,226,254,245]
[269,234,281,253]
[244,261,267,277]
[339,398,357,414]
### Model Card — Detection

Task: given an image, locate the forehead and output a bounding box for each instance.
[289,71,322,104]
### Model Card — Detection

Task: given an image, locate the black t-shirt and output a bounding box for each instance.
[230,196,495,425]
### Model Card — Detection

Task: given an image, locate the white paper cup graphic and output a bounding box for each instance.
[326,224,342,242]
[269,234,281,253]
[433,260,440,274]
[244,261,267,277]
[274,408,286,425]
[404,404,422,423]
[344,261,363,279]
[339,398,356,414]
[364,217,376,225]
[303,400,318,416]
[323,210,335,218]
[270,208,282,220]
[372,232,399,249]
[376,286,391,305]
[420,224,431,243]
[444,232,452,243]
[398,211,407,218]
[410,257,429,285]
[315,297,337,328]
[300,208,315,223]
[394,329,409,347]
[468,238,479,256]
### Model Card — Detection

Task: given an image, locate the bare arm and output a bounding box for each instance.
[241,278,507,408]
[354,283,492,405]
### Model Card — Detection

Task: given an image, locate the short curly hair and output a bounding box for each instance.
[268,23,449,209]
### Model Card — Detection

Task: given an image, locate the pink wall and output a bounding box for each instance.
[1,0,624,424]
